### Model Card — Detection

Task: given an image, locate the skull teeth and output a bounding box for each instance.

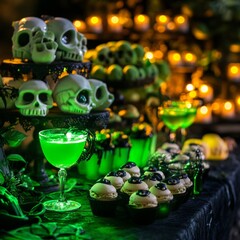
[20,109,47,116]
[63,52,82,61]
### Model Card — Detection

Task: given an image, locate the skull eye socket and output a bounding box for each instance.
[118,50,124,58]
[62,30,74,45]
[108,52,113,58]
[77,90,89,105]
[23,92,34,103]
[39,93,49,103]
[127,50,133,57]
[98,53,106,62]
[96,86,104,100]
[18,33,30,47]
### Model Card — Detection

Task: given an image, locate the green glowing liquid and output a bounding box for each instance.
[128,137,153,168]
[40,133,86,168]
[78,153,100,180]
[161,108,187,132]
[99,150,114,176]
[112,147,130,170]
[181,108,197,129]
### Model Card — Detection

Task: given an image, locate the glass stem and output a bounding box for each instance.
[58,168,67,203]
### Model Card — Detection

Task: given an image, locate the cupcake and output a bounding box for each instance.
[173,173,193,200]
[167,162,186,174]
[177,173,193,189]
[120,176,148,204]
[172,153,190,162]
[128,122,155,168]
[128,190,158,225]
[147,151,173,178]
[150,182,172,201]
[116,169,131,182]
[143,165,165,180]
[120,176,148,196]
[141,174,161,188]
[147,150,172,166]
[150,182,173,218]
[164,176,186,210]
[160,142,180,156]
[105,171,124,190]
[89,178,119,217]
[120,162,141,177]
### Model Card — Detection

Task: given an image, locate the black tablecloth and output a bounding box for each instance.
[2,152,240,240]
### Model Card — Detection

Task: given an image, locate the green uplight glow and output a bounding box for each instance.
[128,137,153,168]
[159,203,170,218]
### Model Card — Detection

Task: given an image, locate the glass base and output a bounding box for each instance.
[44,200,81,212]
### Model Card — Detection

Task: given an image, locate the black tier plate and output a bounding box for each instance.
[0,59,92,80]
[0,108,110,131]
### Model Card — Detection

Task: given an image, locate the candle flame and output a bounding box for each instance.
[200,84,209,93]
[157,15,169,24]
[224,101,233,110]
[90,16,100,24]
[200,106,208,115]
[230,66,240,74]
[186,83,194,91]
[175,15,186,24]
[110,16,120,24]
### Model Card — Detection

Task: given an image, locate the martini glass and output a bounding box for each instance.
[158,101,188,143]
[180,99,201,144]
[39,128,93,212]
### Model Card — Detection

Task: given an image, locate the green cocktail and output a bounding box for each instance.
[181,107,197,129]
[39,128,89,212]
[159,101,188,142]
[40,132,86,168]
[161,108,187,131]
[159,100,200,143]
[180,99,201,144]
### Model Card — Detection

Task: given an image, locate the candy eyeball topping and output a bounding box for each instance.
[144,165,158,172]
[151,172,163,181]
[116,169,126,177]
[106,171,118,177]
[97,178,111,185]
[128,176,142,184]
[178,173,188,179]
[142,173,161,182]
[155,182,167,191]
[136,189,151,197]
[121,162,137,169]
[165,177,180,185]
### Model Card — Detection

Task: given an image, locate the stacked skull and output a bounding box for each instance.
[85,40,159,83]
[8,16,114,116]
[12,16,87,64]
[14,74,114,116]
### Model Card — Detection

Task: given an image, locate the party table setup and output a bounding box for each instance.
[1,9,240,240]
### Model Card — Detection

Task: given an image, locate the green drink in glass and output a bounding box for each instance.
[39,128,91,212]
[180,99,201,144]
[159,101,187,142]
[181,107,197,129]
